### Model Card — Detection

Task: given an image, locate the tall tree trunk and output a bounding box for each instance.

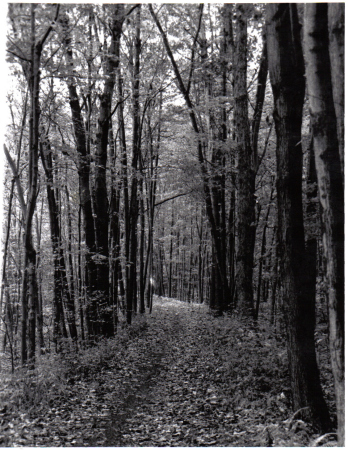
[94,4,125,336]
[327,3,344,178]
[20,5,59,366]
[304,4,344,443]
[139,180,145,314]
[126,6,141,324]
[254,182,274,321]
[145,89,161,308]
[60,12,97,338]
[2,94,27,339]
[266,3,331,432]
[40,139,72,346]
[65,185,78,342]
[233,4,255,317]
[109,125,121,330]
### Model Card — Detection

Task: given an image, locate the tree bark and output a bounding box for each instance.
[266,3,332,432]
[233,4,255,317]
[304,4,345,443]
[327,3,344,178]
[126,6,141,324]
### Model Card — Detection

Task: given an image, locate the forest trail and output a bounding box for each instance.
[88,298,235,447]
[1,297,325,447]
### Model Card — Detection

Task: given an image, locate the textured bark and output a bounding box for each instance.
[266,3,331,432]
[233,4,255,316]
[145,94,161,310]
[255,183,274,321]
[304,4,345,444]
[65,186,78,341]
[139,188,145,314]
[2,101,27,326]
[328,3,344,178]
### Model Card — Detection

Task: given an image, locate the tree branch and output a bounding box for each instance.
[187,4,204,95]
[6,49,31,62]
[155,191,193,207]
[38,4,60,48]
[4,144,27,215]
[125,4,141,17]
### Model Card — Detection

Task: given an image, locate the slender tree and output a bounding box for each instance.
[7,4,60,366]
[232,4,255,316]
[126,5,142,324]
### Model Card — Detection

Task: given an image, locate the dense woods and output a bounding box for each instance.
[1,3,344,446]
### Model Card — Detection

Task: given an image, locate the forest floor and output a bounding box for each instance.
[0,297,336,447]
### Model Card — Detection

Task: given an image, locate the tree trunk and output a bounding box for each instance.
[126,6,141,324]
[327,3,344,178]
[266,3,332,432]
[304,4,345,443]
[109,124,121,330]
[20,5,59,366]
[40,139,71,347]
[65,185,78,342]
[61,12,97,338]
[2,95,27,342]
[255,183,274,321]
[233,4,255,317]
[94,4,125,336]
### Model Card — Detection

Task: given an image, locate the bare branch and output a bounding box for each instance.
[155,191,193,208]
[3,144,27,215]
[125,4,141,17]
[187,4,204,95]
[38,4,60,48]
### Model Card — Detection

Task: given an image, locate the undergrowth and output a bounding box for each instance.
[0,315,149,416]
[0,299,336,447]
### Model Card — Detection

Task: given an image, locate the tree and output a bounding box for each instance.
[60,9,98,338]
[327,3,344,177]
[303,4,345,444]
[93,4,126,335]
[266,3,331,432]
[232,4,255,316]
[61,5,127,337]
[126,5,141,324]
[8,3,60,366]
[40,135,77,346]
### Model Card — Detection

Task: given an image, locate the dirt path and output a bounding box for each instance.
[88,300,219,446]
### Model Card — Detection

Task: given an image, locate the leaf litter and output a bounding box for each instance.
[0,297,335,447]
